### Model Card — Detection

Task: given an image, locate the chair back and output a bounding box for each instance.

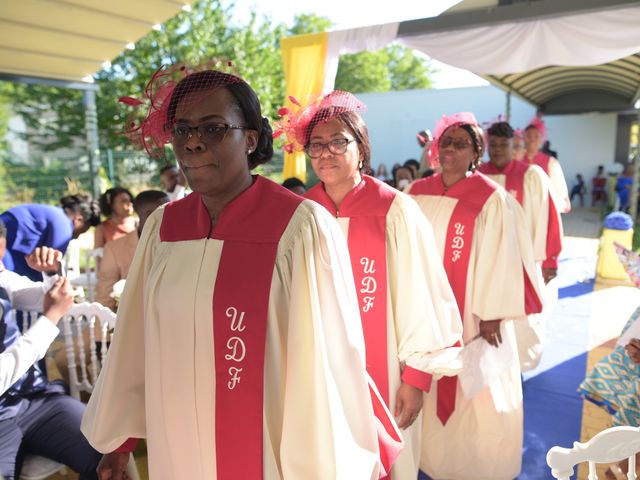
[62,301,116,400]
[63,238,82,280]
[547,425,640,479]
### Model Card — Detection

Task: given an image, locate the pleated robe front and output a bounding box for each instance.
[307,175,463,479]
[81,177,394,480]
[409,172,543,480]
[478,161,563,370]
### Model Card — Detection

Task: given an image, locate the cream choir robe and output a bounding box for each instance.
[478,161,563,371]
[81,176,400,480]
[408,172,543,480]
[524,152,571,213]
[306,175,463,480]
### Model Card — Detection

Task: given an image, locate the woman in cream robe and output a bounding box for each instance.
[479,120,563,371]
[289,91,463,479]
[407,113,543,480]
[82,68,401,480]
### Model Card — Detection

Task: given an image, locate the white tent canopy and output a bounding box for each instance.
[398,4,640,76]
[314,0,640,114]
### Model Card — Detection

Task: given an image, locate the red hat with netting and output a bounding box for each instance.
[428,112,482,168]
[118,60,242,158]
[526,115,548,141]
[273,90,367,154]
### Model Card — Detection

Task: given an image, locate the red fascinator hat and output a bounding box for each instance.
[273,90,367,154]
[119,60,242,158]
[526,116,548,142]
[428,112,481,168]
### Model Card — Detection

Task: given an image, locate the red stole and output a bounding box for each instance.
[477,160,527,205]
[161,176,303,480]
[409,172,496,425]
[306,175,395,405]
[306,176,403,477]
[525,151,551,175]
[480,162,562,269]
[543,192,562,269]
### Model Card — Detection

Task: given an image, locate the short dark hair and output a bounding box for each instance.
[394,166,415,184]
[99,187,133,217]
[60,194,101,227]
[159,164,178,175]
[487,121,514,139]
[133,190,170,213]
[305,109,372,175]
[281,177,306,190]
[404,159,420,170]
[0,219,5,239]
[167,70,273,169]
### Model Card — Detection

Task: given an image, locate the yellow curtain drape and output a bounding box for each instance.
[280,32,328,183]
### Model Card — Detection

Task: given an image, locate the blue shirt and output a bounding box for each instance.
[0,204,74,281]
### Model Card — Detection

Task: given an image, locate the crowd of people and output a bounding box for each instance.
[0,61,637,480]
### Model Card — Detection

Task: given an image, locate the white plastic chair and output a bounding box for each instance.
[61,301,116,399]
[63,239,81,281]
[60,302,140,480]
[68,247,103,302]
[547,425,640,479]
[19,455,67,479]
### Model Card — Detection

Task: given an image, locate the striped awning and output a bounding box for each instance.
[0,0,194,84]
[486,54,640,114]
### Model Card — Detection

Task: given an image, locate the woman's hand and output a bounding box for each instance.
[25,247,62,274]
[625,338,640,364]
[42,277,74,324]
[479,319,503,347]
[97,452,130,480]
[394,382,423,429]
[542,267,558,284]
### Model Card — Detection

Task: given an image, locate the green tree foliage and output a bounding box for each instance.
[1,2,434,156]
[285,14,434,94]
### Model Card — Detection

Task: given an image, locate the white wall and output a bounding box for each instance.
[357,86,618,191]
[358,85,536,171]
[545,113,618,189]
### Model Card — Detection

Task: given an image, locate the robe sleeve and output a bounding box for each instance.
[548,157,571,213]
[523,166,563,268]
[387,194,463,386]
[471,191,543,322]
[81,208,162,453]
[276,201,401,480]
[523,166,551,262]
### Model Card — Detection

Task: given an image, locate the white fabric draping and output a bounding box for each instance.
[398,5,640,75]
[323,23,400,93]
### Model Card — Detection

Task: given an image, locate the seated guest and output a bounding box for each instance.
[570,173,586,207]
[159,164,188,201]
[580,306,640,479]
[96,191,169,311]
[404,158,420,179]
[95,188,137,249]
[0,221,102,480]
[393,165,415,191]
[616,164,634,213]
[591,165,607,206]
[281,177,307,195]
[0,196,100,281]
[374,164,389,181]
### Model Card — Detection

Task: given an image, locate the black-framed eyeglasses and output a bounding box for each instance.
[305,138,355,158]
[438,137,473,150]
[170,122,250,145]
